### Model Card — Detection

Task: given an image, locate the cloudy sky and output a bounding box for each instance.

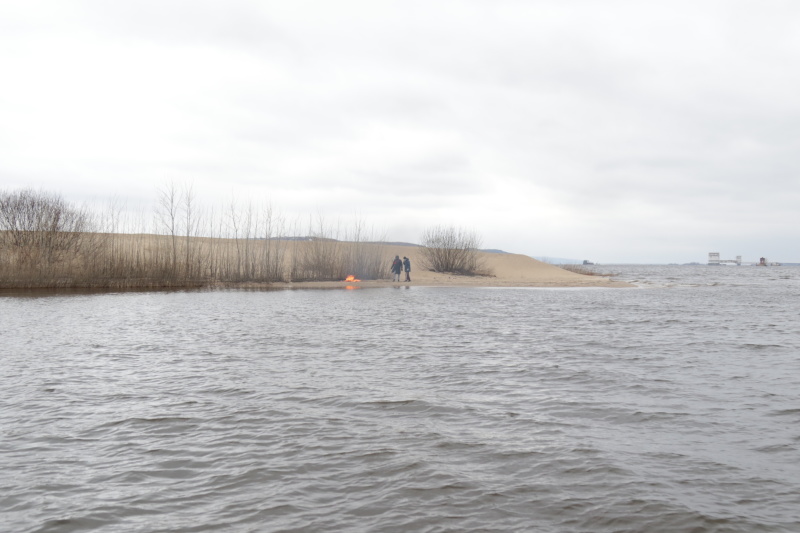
[2,1,799,263]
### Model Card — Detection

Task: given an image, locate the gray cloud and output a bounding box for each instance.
[2,1,800,262]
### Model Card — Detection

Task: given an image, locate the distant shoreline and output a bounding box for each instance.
[217,278,634,291]
[0,275,634,293]
[1,230,633,290]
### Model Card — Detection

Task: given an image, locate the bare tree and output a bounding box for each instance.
[182,183,201,278]
[104,195,124,272]
[419,225,486,275]
[227,196,243,280]
[259,203,287,282]
[157,182,180,276]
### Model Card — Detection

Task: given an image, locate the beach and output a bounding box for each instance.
[243,245,634,289]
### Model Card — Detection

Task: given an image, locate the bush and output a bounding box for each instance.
[419,225,485,275]
[0,188,94,266]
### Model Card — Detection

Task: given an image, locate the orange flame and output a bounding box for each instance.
[344,275,361,282]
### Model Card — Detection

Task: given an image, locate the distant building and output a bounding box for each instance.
[708,252,741,265]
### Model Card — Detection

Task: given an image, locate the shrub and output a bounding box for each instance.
[0,188,94,266]
[419,225,485,275]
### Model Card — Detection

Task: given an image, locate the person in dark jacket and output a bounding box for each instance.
[403,256,411,282]
[391,255,402,282]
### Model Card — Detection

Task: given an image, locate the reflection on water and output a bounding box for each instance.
[2,265,800,532]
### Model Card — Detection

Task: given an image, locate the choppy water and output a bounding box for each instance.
[2,265,800,532]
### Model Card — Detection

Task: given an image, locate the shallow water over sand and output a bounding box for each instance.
[2,265,800,532]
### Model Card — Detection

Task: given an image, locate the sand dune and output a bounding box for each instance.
[267,244,633,289]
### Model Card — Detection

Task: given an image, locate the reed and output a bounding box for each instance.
[0,188,391,289]
[290,215,387,281]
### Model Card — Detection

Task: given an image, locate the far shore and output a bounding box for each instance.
[2,190,633,290]
[1,232,633,290]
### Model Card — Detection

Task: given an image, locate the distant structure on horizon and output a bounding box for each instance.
[708,252,742,266]
[708,252,780,266]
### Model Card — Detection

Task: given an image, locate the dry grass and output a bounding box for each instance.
[0,232,392,289]
[0,188,395,289]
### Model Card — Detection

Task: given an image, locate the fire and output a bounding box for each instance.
[344,275,361,282]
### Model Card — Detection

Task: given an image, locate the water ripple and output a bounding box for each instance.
[3,266,800,531]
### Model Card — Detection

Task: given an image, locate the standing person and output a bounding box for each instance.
[403,256,411,282]
[391,255,402,282]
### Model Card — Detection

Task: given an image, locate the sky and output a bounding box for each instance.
[2,1,799,263]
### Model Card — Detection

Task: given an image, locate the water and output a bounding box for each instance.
[2,265,800,532]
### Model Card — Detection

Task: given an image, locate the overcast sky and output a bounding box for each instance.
[2,1,799,263]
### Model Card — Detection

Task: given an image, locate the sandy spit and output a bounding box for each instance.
[218,245,634,289]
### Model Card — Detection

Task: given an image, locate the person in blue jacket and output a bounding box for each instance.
[403,256,411,282]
